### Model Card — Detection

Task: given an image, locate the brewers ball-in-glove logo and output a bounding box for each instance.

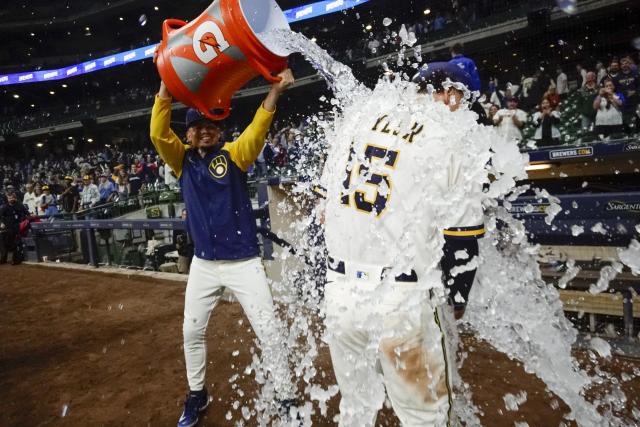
[209,155,228,178]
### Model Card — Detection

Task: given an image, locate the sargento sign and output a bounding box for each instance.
[624,142,640,152]
[605,200,640,213]
[549,146,593,159]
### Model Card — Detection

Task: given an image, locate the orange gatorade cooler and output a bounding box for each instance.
[156,0,290,120]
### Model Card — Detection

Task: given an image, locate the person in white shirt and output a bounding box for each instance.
[22,183,38,215]
[593,78,624,137]
[556,67,569,98]
[164,162,177,187]
[80,175,100,210]
[532,98,561,146]
[493,97,527,142]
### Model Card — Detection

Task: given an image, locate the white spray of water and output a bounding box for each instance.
[259,29,629,426]
[618,239,640,275]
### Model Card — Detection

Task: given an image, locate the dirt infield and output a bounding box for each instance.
[1,264,638,426]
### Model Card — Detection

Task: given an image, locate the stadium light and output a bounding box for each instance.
[154,6,159,11]
[119,17,124,21]
[30,104,35,107]
[62,84,68,88]
[365,24,372,30]
[311,37,317,42]
[49,90,55,95]
[13,94,19,99]
[424,9,431,15]
[36,143,44,148]
[87,138,94,142]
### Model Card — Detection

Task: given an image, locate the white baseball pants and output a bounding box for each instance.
[324,270,452,427]
[183,256,292,398]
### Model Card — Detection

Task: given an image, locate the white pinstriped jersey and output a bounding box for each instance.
[321,100,491,275]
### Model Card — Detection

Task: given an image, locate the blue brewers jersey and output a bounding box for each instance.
[150,95,274,260]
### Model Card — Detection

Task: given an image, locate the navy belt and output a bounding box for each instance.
[327,257,418,283]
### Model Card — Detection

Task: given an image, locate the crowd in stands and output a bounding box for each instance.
[479,54,639,147]
[0,147,171,216]
[0,112,319,218]
[1,51,639,218]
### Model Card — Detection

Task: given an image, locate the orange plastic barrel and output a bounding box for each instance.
[156,0,290,120]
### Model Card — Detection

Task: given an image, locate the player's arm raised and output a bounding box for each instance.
[226,69,295,171]
[149,52,187,178]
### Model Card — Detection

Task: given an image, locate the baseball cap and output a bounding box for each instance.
[42,185,50,190]
[64,175,74,181]
[83,175,91,180]
[185,108,221,129]
[412,62,473,92]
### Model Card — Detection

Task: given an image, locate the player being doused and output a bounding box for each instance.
[319,62,493,426]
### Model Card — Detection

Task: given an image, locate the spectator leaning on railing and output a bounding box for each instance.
[593,78,625,137]
[80,175,100,210]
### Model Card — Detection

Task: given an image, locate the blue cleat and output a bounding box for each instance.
[177,388,209,427]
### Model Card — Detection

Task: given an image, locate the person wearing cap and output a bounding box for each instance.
[0,190,29,265]
[493,96,527,142]
[98,174,117,203]
[41,185,60,217]
[80,175,100,210]
[318,62,491,426]
[150,62,297,426]
[38,185,57,216]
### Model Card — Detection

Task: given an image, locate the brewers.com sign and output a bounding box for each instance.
[549,146,594,159]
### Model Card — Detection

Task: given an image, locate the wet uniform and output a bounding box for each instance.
[320,104,485,426]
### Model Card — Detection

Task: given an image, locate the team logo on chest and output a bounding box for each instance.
[208,154,228,179]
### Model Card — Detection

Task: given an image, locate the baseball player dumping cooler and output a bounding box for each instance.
[320,63,489,426]
[150,69,296,427]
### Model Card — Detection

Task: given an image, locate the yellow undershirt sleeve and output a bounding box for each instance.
[224,104,275,172]
[149,95,187,178]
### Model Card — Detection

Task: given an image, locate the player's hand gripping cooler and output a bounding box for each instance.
[155,0,290,120]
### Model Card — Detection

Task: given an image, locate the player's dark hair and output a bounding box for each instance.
[450,43,464,56]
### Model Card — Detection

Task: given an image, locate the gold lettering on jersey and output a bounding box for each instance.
[371,115,424,143]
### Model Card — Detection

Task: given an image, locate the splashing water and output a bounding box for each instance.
[259,28,628,426]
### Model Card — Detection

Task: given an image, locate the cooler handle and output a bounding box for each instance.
[202,107,231,121]
[253,61,284,84]
[162,19,188,43]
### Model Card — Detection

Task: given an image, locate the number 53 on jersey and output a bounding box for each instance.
[340,143,400,217]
